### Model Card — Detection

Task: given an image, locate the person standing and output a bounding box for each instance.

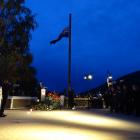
[0,80,9,117]
[132,84,140,116]
[0,86,2,108]
[69,89,75,109]
[60,93,65,109]
[103,90,110,109]
[109,87,116,112]
[36,82,43,102]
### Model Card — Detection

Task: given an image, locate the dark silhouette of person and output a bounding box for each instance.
[0,80,9,117]
[68,89,75,109]
[114,85,122,113]
[132,84,140,116]
[109,87,116,112]
[37,82,43,102]
[103,90,110,108]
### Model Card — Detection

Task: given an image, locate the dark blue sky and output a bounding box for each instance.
[26,0,140,92]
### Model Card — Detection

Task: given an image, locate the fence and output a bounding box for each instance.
[5,96,103,109]
[6,96,37,109]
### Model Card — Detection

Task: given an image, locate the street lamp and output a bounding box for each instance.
[88,74,93,80]
[84,74,93,109]
[107,75,113,88]
[84,76,87,80]
[84,74,93,81]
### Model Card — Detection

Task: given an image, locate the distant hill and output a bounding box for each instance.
[117,70,140,85]
[80,70,140,95]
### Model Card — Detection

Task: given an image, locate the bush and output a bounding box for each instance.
[32,92,60,110]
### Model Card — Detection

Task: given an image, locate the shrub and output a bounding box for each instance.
[32,92,60,110]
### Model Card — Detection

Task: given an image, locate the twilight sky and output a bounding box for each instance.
[26,0,140,93]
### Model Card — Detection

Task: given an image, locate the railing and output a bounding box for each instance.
[5,96,103,109]
[6,96,37,109]
[64,97,90,109]
[65,97,103,109]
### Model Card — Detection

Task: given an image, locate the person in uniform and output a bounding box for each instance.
[0,80,9,117]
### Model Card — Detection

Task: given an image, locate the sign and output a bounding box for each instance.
[41,88,46,102]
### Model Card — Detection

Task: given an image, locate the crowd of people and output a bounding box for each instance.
[103,83,140,116]
[0,79,140,117]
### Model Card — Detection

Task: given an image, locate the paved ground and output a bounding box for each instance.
[0,109,140,140]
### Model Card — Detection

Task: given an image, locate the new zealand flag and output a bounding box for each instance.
[50,27,69,44]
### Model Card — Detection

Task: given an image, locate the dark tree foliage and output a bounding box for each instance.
[0,0,38,96]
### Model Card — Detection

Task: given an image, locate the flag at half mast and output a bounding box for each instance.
[50,27,70,44]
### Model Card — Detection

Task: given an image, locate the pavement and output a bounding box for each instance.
[0,109,140,140]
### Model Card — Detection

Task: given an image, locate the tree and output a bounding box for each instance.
[0,0,38,96]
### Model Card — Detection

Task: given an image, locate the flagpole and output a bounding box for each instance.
[68,13,72,108]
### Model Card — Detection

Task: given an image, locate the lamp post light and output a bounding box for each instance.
[88,74,93,80]
[84,74,93,109]
[84,74,93,81]
[84,76,87,80]
[107,75,113,88]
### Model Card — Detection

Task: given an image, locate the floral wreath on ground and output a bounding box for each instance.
[32,92,60,110]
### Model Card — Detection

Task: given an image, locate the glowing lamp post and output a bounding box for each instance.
[107,75,113,88]
[84,74,93,81]
[84,74,93,109]
[88,75,93,80]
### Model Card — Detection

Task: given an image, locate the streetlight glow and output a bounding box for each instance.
[88,75,93,80]
[108,76,113,79]
[84,76,87,80]
[84,74,93,80]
